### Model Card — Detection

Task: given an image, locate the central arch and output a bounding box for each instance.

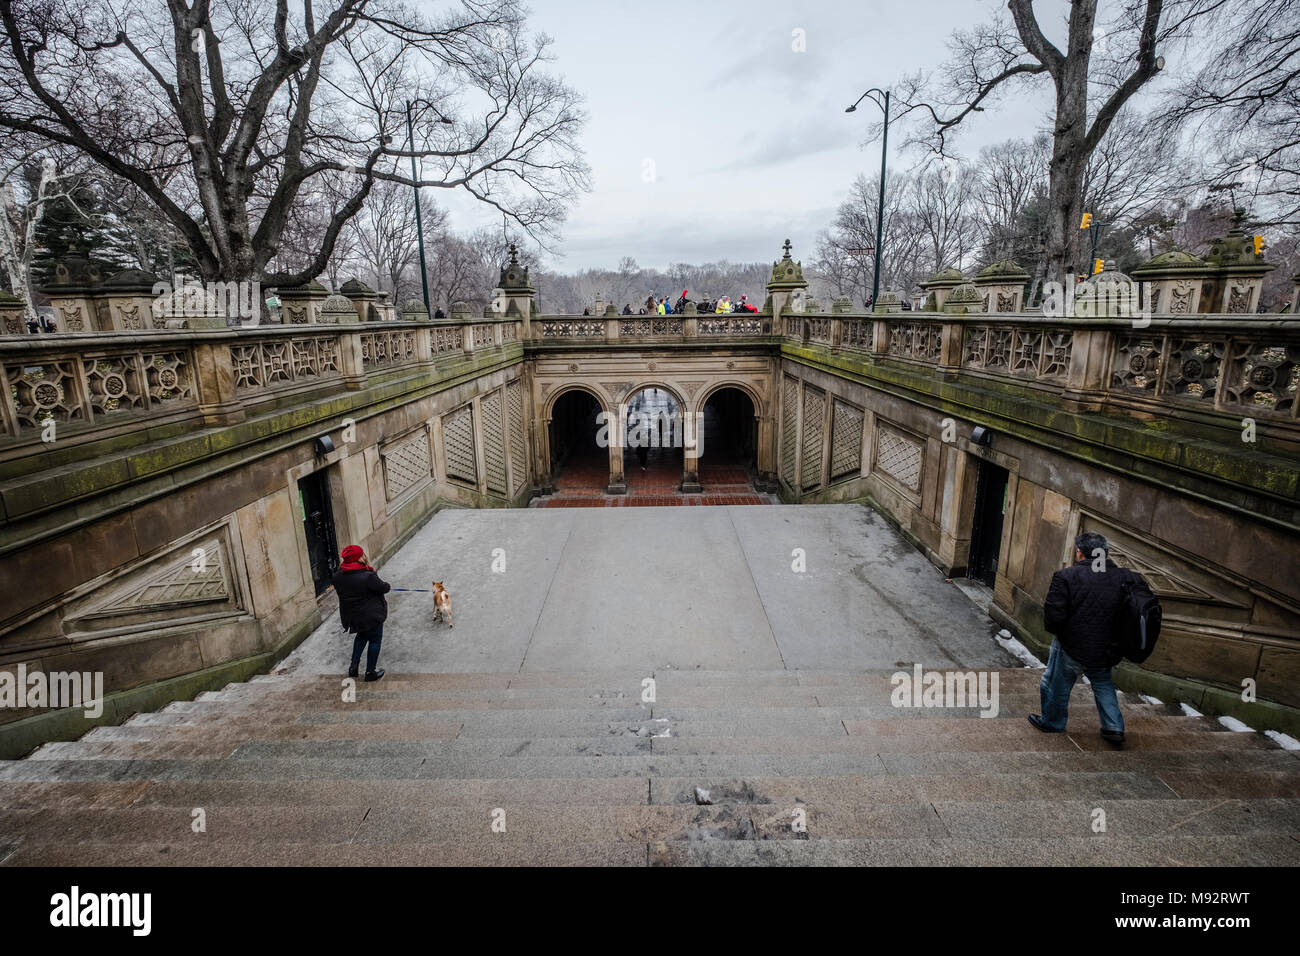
[623,384,686,493]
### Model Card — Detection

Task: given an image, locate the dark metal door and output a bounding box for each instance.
[968,460,1009,588]
[298,470,338,596]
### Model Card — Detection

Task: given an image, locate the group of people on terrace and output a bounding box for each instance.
[619,290,759,316]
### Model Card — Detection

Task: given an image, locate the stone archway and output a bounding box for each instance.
[623,384,687,493]
[544,386,609,494]
[698,386,758,488]
[696,380,774,489]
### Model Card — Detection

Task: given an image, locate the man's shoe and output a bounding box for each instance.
[1100,729,1126,745]
[364,669,385,683]
[347,665,358,679]
[1027,714,1064,733]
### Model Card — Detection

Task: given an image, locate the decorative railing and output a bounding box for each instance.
[887,320,944,363]
[539,319,604,338]
[231,335,342,392]
[0,318,522,449]
[1111,329,1298,417]
[963,324,1073,382]
[360,328,419,370]
[2,343,197,438]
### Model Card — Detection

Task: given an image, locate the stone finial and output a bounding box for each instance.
[603,304,619,317]
[317,292,360,324]
[449,300,472,321]
[498,245,534,293]
[919,267,967,311]
[767,239,808,290]
[831,295,854,314]
[1073,265,1140,318]
[400,299,430,321]
[874,289,905,314]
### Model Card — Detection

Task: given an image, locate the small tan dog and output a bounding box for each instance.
[432,581,453,628]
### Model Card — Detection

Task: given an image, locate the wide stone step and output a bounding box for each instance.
[648,834,1300,867]
[1,839,646,867]
[11,798,1295,850]
[7,750,1290,783]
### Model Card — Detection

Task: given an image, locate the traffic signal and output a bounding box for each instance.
[1253,235,1266,255]
[1080,212,1093,229]
[1094,258,1105,275]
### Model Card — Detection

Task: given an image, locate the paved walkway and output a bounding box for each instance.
[280,504,1018,676]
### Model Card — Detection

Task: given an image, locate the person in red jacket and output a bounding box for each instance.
[332,545,390,682]
[736,294,758,313]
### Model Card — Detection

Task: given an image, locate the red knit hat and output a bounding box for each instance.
[340,545,365,563]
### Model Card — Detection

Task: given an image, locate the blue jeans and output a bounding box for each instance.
[350,624,383,674]
[1040,638,1123,733]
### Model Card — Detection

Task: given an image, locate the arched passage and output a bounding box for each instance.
[624,385,685,492]
[548,388,607,493]
[699,386,758,488]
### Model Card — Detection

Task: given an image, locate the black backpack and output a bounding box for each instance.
[1114,568,1162,663]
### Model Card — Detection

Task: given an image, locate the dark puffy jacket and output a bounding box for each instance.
[332,567,391,634]
[1043,558,1125,669]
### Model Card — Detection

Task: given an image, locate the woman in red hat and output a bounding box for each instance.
[332,545,390,682]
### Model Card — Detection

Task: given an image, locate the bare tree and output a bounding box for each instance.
[1159,0,1300,226]
[890,0,1211,280]
[0,0,589,287]
[346,177,446,305]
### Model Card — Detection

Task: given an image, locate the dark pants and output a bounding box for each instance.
[350,624,383,674]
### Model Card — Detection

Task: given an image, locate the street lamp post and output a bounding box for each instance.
[405,100,432,319]
[405,100,454,318]
[845,88,890,309]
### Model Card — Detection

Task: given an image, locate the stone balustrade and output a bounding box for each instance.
[0,317,522,449]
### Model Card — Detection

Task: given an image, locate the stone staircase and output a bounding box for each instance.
[2,667,1298,866]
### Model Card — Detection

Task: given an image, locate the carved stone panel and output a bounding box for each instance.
[481,388,508,495]
[800,385,825,490]
[381,428,432,502]
[830,399,865,481]
[442,404,477,485]
[874,423,923,495]
[780,375,798,485]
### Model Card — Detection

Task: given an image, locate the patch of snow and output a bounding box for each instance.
[993,629,1044,668]
[1140,694,1163,705]
[1179,702,1203,717]
[1264,730,1300,750]
[1217,715,1254,733]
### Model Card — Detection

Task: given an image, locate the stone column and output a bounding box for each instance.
[191,341,245,425]
[606,416,626,495]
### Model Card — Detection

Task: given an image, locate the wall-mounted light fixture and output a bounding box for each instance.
[971,426,992,446]
[313,435,335,456]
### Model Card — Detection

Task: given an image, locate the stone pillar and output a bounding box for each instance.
[497,244,537,333]
[1292,272,1300,314]
[1200,208,1276,313]
[755,413,777,490]
[340,278,381,322]
[1130,251,1209,315]
[973,260,1030,313]
[39,247,108,331]
[191,341,245,425]
[277,281,329,325]
[765,238,809,320]
[918,268,966,312]
[0,290,27,334]
[86,268,162,330]
[606,418,626,495]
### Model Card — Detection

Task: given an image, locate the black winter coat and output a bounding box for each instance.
[332,567,391,634]
[1042,557,1125,669]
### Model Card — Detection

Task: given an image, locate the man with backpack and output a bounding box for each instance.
[1029,531,1158,745]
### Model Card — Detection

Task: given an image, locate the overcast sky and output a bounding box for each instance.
[439,0,1066,271]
